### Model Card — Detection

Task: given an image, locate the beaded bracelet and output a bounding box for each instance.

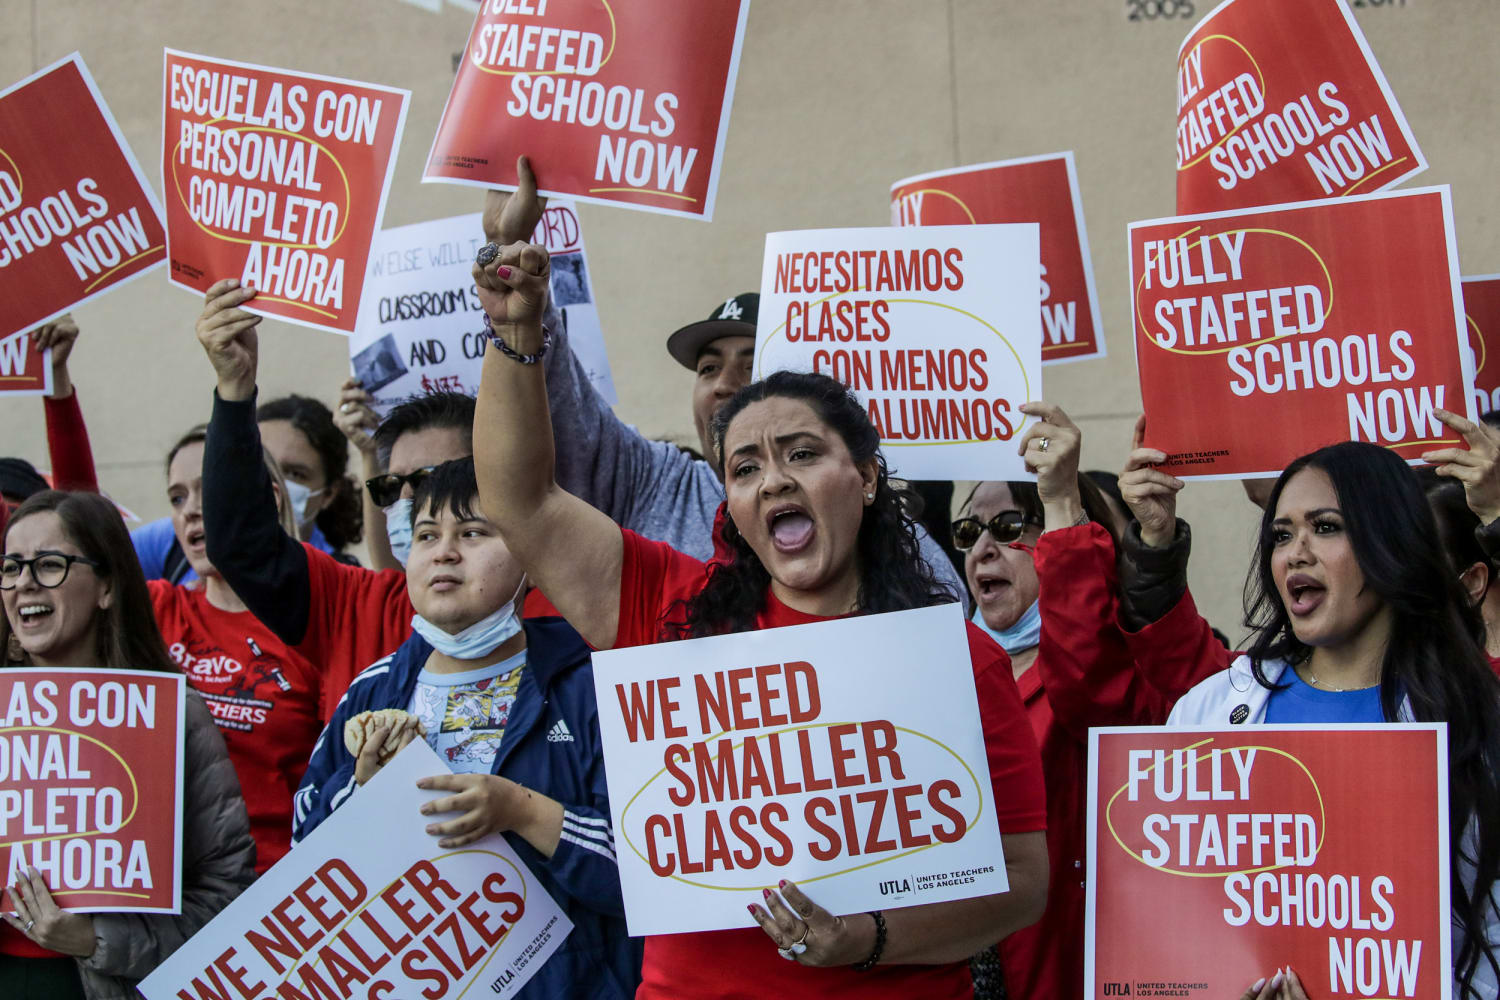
[482,312,551,365]
[851,910,886,971]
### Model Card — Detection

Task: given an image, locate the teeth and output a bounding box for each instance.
[19,605,52,617]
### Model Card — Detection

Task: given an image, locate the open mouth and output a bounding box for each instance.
[973,571,1011,603]
[17,603,54,625]
[1285,574,1326,616]
[185,528,206,550]
[766,504,815,555]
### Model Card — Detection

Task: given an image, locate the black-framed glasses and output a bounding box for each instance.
[951,511,1037,551]
[1,552,100,590]
[365,466,438,508]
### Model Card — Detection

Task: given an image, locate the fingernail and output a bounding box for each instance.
[498,265,512,279]
[1270,969,1284,989]
[778,880,788,889]
[746,904,757,915]
[1250,978,1266,991]
[762,888,772,899]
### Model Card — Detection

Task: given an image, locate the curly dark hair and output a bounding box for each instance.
[1244,442,1500,994]
[661,371,956,640]
[257,395,362,550]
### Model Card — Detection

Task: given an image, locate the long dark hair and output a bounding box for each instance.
[2,491,178,673]
[257,394,362,549]
[662,371,953,639]
[1244,442,1500,993]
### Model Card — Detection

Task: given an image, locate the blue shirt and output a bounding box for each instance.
[132,516,333,585]
[1263,666,1385,723]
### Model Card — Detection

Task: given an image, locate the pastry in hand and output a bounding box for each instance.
[344,708,427,763]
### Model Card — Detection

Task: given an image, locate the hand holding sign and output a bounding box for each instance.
[1016,401,1083,529]
[749,880,870,967]
[1120,415,1184,549]
[417,773,563,851]
[194,279,261,403]
[1423,408,1500,525]
[332,376,380,454]
[3,866,96,956]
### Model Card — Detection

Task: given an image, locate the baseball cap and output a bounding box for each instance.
[666,293,759,371]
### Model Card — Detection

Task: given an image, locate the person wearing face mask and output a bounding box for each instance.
[140,426,328,873]
[293,458,639,999]
[1,491,255,1000]
[957,403,1220,1000]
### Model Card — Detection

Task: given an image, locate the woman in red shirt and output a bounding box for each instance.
[464,241,1049,998]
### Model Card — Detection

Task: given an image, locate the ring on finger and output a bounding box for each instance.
[777,946,796,960]
[1037,437,1050,452]
[340,402,354,414]
[24,918,34,931]
[475,242,501,266]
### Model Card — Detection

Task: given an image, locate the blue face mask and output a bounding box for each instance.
[972,598,1042,654]
[384,499,413,567]
[410,577,526,659]
[282,479,324,529]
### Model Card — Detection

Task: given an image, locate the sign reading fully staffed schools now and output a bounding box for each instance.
[424,0,750,221]
[1463,276,1500,418]
[1130,186,1471,480]
[754,225,1042,481]
[1087,725,1451,1000]
[891,153,1104,366]
[139,740,571,1000]
[1175,0,1424,215]
[350,205,615,414]
[0,669,184,914]
[591,603,1008,936]
[162,49,409,334]
[0,54,167,344]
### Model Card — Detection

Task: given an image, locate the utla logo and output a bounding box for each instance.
[1104,983,1132,996]
[878,877,911,896]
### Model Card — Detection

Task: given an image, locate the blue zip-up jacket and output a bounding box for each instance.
[292,616,641,1000]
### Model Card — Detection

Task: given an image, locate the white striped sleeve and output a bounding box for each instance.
[561,810,617,861]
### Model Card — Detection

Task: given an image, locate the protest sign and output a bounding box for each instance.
[0,334,51,396]
[891,153,1104,365]
[0,668,184,913]
[1176,0,1424,215]
[0,54,166,343]
[139,739,571,1000]
[162,49,409,334]
[350,203,615,413]
[424,0,750,220]
[1087,725,1450,1000]
[591,603,1007,936]
[754,225,1042,481]
[1462,275,1500,417]
[1130,186,1470,480]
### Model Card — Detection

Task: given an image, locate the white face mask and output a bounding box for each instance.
[410,576,526,659]
[384,498,413,567]
[282,479,325,529]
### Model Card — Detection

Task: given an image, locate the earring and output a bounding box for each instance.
[865,492,875,501]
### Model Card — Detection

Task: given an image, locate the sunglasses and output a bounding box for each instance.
[951,511,1037,551]
[365,466,438,508]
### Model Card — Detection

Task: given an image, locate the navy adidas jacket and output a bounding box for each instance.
[292,616,641,1000]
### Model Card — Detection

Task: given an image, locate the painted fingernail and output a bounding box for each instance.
[1269,969,1284,989]
[498,266,512,279]
[778,880,788,889]
[762,888,772,899]
[1250,978,1266,991]
[746,904,757,915]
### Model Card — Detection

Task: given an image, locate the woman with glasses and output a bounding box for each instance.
[0,491,255,1000]
[956,405,1221,1000]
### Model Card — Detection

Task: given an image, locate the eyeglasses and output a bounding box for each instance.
[951,511,1037,551]
[365,466,438,508]
[1,552,100,590]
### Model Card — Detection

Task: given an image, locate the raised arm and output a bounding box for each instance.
[37,316,99,493]
[472,243,624,650]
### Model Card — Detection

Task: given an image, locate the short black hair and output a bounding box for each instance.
[410,457,481,527]
[373,392,476,468]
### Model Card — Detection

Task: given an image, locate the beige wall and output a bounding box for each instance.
[3,0,1497,636]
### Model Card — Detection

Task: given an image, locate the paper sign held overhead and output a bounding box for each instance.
[424,0,750,221]
[0,54,167,343]
[0,335,51,396]
[591,603,1008,937]
[1087,725,1451,1000]
[1462,276,1500,418]
[1175,0,1425,214]
[892,152,1105,366]
[0,669,185,914]
[162,49,409,335]
[1130,186,1470,480]
[755,225,1043,482]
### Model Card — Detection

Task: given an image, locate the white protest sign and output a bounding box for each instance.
[350,205,615,414]
[754,225,1042,480]
[139,740,572,1000]
[591,602,1007,936]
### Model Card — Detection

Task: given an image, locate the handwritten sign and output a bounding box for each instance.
[139,740,571,1000]
[0,53,166,343]
[163,49,409,334]
[1087,725,1450,1000]
[0,669,184,913]
[591,603,1007,936]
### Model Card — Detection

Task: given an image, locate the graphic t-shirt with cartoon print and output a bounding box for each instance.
[407,649,526,774]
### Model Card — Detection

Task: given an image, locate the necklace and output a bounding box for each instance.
[1301,666,1379,692]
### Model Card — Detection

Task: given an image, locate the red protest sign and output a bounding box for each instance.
[162,50,409,334]
[0,54,166,343]
[0,334,51,396]
[1087,726,1449,1000]
[1463,276,1500,417]
[891,153,1104,365]
[1130,187,1471,480]
[424,0,749,221]
[0,669,185,913]
[1176,0,1424,215]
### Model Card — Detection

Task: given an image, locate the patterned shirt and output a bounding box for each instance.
[407,649,526,774]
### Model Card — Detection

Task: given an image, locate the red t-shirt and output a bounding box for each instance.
[298,545,413,719]
[611,529,1046,1000]
[148,581,324,873]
